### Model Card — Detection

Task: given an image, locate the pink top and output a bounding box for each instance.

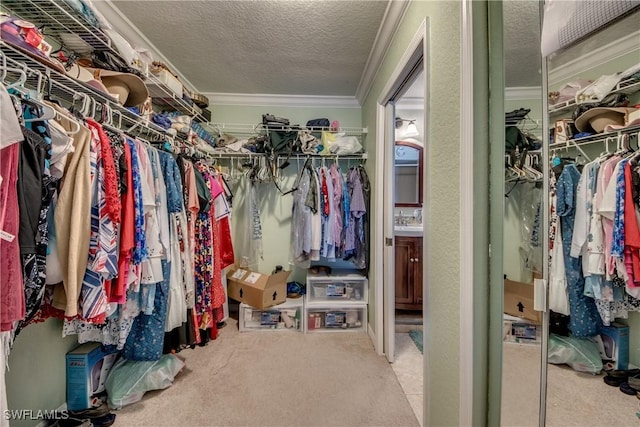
[0,144,24,330]
[596,156,621,279]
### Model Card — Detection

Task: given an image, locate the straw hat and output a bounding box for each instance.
[574,107,633,133]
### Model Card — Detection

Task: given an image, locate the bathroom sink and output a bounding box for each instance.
[394,225,423,236]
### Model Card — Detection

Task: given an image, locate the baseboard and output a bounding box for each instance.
[368,323,381,355]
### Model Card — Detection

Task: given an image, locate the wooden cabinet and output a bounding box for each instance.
[395,236,423,310]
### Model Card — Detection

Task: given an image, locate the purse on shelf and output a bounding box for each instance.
[85,50,145,79]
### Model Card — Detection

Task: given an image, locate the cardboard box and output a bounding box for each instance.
[599,322,629,370]
[227,266,290,309]
[66,343,119,411]
[504,279,541,324]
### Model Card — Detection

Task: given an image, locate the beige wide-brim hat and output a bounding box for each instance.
[66,63,118,101]
[85,67,149,107]
[575,107,632,133]
[603,108,640,132]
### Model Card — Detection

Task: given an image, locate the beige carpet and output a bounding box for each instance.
[113,319,419,427]
[502,342,640,427]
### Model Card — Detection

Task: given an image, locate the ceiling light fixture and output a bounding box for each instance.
[395,117,420,138]
[403,121,419,138]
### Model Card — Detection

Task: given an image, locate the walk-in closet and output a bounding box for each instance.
[0,1,426,426]
[3,1,638,426]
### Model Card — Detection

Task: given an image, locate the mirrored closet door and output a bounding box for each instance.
[500,2,544,426]
[542,4,640,426]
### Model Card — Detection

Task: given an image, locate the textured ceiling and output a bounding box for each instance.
[503,0,542,88]
[110,0,388,96]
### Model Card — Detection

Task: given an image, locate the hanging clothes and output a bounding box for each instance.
[15,103,60,333]
[549,173,569,315]
[291,167,312,267]
[345,166,368,268]
[159,151,187,333]
[0,85,25,331]
[76,120,120,324]
[556,163,602,337]
[0,142,23,331]
[51,117,92,318]
[330,163,343,257]
[289,161,369,269]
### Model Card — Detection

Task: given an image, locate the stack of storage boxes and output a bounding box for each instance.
[239,298,303,332]
[304,270,368,333]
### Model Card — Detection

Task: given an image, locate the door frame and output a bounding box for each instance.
[375,18,427,364]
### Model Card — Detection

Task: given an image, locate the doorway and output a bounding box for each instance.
[390,72,426,425]
[374,20,427,425]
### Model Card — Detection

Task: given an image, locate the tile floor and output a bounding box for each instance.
[392,332,424,426]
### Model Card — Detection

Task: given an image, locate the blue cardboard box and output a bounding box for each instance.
[599,322,629,370]
[66,343,119,410]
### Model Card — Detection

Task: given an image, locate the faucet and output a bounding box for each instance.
[397,211,406,226]
[414,209,422,225]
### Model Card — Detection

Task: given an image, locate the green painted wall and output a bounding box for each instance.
[209,103,370,324]
[361,1,462,425]
[6,319,78,427]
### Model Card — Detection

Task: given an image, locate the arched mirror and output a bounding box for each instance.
[394,141,423,207]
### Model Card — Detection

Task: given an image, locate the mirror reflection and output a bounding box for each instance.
[394,141,423,207]
[501,1,543,426]
[543,6,640,427]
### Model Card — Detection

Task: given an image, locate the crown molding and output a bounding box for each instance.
[549,29,640,86]
[395,97,425,110]
[93,0,198,92]
[355,0,411,104]
[505,86,542,101]
[204,93,361,108]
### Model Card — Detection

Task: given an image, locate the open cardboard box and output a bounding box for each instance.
[504,278,542,324]
[227,265,291,309]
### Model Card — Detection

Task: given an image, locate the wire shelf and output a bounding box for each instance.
[1,0,114,54]
[549,124,640,149]
[206,123,368,138]
[549,124,640,162]
[549,77,640,117]
[145,73,205,120]
[1,43,170,141]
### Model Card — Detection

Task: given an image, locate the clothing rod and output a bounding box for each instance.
[202,152,367,160]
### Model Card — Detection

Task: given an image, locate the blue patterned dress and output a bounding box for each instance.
[556,164,602,337]
[122,150,179,360]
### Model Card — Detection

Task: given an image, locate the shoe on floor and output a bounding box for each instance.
[69,402,110,419]
[604,375,627,387]
[620,382,638,396]
[90,413,116,427]
[56,416,93,427]
[604,368,640,378]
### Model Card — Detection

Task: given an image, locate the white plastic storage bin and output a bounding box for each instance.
[239,298,303,332]
[305,271,368,305]
[304,304,367,333]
